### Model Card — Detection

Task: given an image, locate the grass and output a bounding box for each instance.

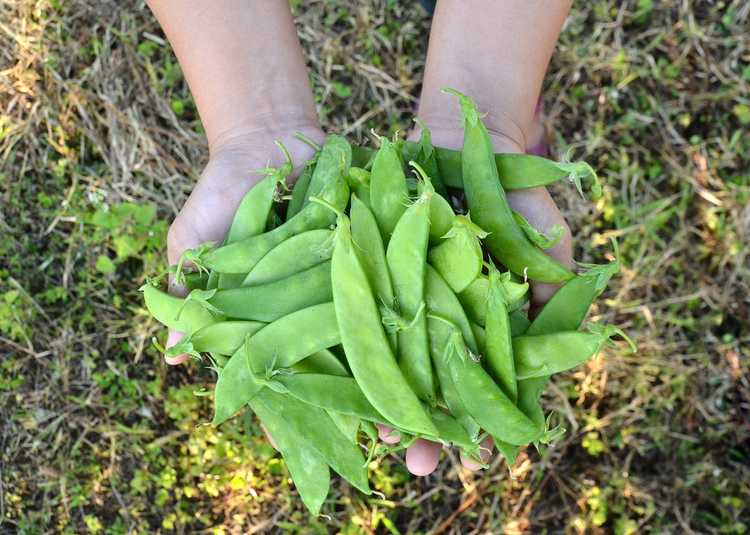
[1,0,748,533]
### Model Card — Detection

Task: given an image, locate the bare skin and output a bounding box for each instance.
[147,0,572,475]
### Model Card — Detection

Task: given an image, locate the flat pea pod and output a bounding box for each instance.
[251,388,370,495]
[446,89,573,283]
[437,318,542,445]
[386,174,434,403]
[212,302,340,425]
[513,329,610,380]
[241,229,333,286]
[276,374,385,423]
[186,320,266,355]
[208,261,332,322]
[326,205,438,437]
[302,135,351,208]
[249,394,330,516]
[518,258,620,426]
[347,167,371,208]
[142,284,217,334]
[292,349,348,377]
[200,177,348,273]
[369,137,409,239]
[428,215,486,293]
[286,155,317,221]
[327,411,361,444]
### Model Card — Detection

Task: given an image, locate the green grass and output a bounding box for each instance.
[1,0,749,533]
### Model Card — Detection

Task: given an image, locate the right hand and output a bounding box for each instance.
[164,127,323,364]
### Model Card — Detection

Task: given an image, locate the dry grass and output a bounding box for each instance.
[1,0,748,533]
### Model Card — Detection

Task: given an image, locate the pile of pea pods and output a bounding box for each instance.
[142,89,633,515]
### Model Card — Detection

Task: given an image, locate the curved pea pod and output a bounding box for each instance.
[286,155,317,221]
[518,251,621,425]
[444,88,573,283]
[302,135,351,208]
[212,302,340,426]
[436,319,543,445]
[251,388,370,495]
[208,261,332,322]
[249,394,330,515]
[242,229,333,286]
[198,177,348,273]
[386,169,434,403]
[275,374,385,423]
[513,324,634,380]
[142,284,217,334]
[292,349,348,377]
[347,167,371,208]
[325,204,438,437]
[428,215,487,293]
[369,137,409,239]
[170,320,265,356]
[424,265,478,352]
[327,411,361,444]
[429,192,455,244]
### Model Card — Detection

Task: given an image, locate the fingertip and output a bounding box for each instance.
[376,424,401,445]
[164,330,189,366]
[460,436,494,471]
[405,439,441,476]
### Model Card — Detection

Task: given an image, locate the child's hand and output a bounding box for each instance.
[163,128,323,365]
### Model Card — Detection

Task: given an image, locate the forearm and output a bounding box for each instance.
[146,0,320,154]
[418,0,572,151]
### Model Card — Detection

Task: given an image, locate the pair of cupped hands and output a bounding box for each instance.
[164,119,573,477]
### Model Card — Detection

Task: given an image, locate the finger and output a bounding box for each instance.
[405,439,442,476]
[506,187,573,307]
[460,436,495,471]
[376,424,401,445]
[164,330,190,366]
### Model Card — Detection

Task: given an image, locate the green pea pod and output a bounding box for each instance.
[249,394,330,516]
[303,135,351,208]
[412,119,449,198]
[512,210,564,250]
[183,271,208,291]
[209,261,332,322]
[242,229,333,286]
[424,265,478,352]
[180,320,265,356]
[347,167,371,208]
[513,324,633,380]
[198,177,348,273]
[212,302,340,426]
[518,250,621,427]
[277,374,385,423]
[444,88,573,283]
[427,407,478,452]
[251,388,370,495]
[370,137,409,239]
[509,310,531,337]
[142,284,217,334]
[434,316,542,445]
[322,200,438,437]
[326,411,361,444]
[386,166,434,403]
[292,349,348,377]
[287,155,317,221]
[428,215,487,293]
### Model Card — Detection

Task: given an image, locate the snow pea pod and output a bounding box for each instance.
[347,167,371,208]
[142,284,217,334]
[323,200,438,437]
[445,88,573,283]
[510,310,531,337]
[183,320,265,356]
[251,388,370,495]
[292,349,348,377]
[428,215,487,293]
[212,302,340,425]
[183,271,208,291]
[242,229,333,286]
[199,177,348,273]
[428,192,454,244]
[209,261,332,322]
[249,394,330,516]
[518,255,620,426]
[386,168,434,403]
[411,120,448,198]
[327,411,361,445]
[369,137,409,239]
[286,154,317,221]
[302,135,351,208]
[424,265,478,352]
